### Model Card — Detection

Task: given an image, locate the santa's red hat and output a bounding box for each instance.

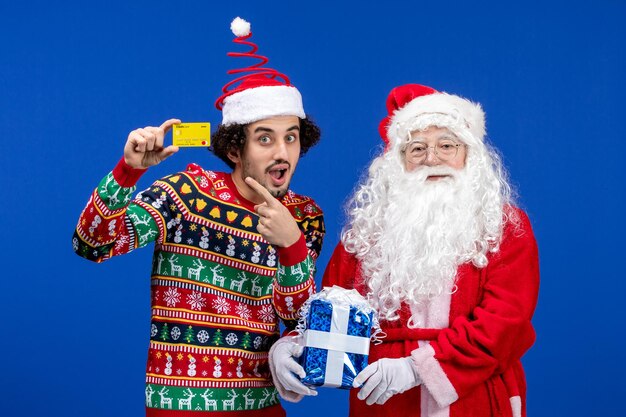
[215,17,305,126]
[379,84,485,149]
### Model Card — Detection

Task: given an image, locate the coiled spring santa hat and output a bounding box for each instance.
[215,17,305,126]
[379,84,486,151]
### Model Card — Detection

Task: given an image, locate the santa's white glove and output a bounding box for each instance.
[353,357,421,405]
[268,336,318,403]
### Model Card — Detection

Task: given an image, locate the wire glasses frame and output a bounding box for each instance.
[402,140,466,164]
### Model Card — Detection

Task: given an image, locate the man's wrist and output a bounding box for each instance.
[404,356,421,386]
[281,228,302,248]
[276,233,307,266]
[113,156,147,187]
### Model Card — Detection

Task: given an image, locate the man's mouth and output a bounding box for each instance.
[267,163,290,186]
[426,174,451,181]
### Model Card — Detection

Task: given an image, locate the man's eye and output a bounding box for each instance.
[440,144,455,150]
[259,136,271,144]
[286,135,297,143]
[412,145,427,153]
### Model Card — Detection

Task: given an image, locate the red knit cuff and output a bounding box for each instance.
[112,156,147,187]
[276,233,307,266]
[280,328,300,338]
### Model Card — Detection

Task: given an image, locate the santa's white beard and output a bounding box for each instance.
[343,160,487,322]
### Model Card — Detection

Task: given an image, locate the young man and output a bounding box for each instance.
[271,84,539,417]
[73,18,324,416]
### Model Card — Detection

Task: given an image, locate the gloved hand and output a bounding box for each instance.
[353,357,421,405]
[268,336,318,403]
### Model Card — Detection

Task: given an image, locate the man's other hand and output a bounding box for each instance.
[268,337,317,403]
[245,177,301,248]
[124,118,181,169]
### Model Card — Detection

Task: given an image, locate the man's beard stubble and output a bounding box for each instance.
[242,159,291,199]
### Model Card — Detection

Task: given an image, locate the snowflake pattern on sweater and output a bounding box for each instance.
[73,159,325,414]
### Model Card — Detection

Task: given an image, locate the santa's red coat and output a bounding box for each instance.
[321,208,539,417]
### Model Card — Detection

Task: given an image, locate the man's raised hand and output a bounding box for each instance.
[124,118,181,169]
[245,177,302,248]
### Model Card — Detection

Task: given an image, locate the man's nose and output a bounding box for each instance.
[273,139,289,160]
[422,147,441,166]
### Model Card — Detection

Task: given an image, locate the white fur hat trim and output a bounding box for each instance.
[222,85,305,126]
[388,92,485,146]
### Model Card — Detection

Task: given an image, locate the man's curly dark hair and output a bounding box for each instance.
[210,116,321,169]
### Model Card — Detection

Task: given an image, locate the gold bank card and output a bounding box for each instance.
[172,122,211,147]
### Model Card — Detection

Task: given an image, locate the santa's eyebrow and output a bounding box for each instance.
[437,133,459,141]
[408,135,455,143]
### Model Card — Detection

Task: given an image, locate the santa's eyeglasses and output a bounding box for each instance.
[402,140,465,164]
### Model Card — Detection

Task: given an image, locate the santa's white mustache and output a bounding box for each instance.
[408,166,459,181]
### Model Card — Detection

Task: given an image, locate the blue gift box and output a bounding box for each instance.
[298,287,375,389]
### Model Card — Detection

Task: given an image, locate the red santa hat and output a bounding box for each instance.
[379,84,486,149]
[215,17,305,126]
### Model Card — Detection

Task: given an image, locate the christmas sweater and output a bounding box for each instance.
[73,158,325,416]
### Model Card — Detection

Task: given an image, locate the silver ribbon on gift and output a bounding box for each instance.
[300,286,377,387]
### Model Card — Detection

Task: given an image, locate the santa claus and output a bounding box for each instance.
[269,83,539,417]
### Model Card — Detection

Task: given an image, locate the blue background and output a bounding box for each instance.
[1,1,624,416]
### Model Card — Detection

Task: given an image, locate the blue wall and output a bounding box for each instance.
[1,1,624,416]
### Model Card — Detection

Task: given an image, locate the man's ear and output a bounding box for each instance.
[227,149,241,166]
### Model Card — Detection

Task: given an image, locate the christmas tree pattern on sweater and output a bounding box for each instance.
[73,159,325,413]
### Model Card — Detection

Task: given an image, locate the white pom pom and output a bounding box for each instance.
[230,17,251,37]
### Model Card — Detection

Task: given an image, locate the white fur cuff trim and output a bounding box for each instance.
[222,85,305,125]
[510,395,522,417]
[411,344,459,408]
